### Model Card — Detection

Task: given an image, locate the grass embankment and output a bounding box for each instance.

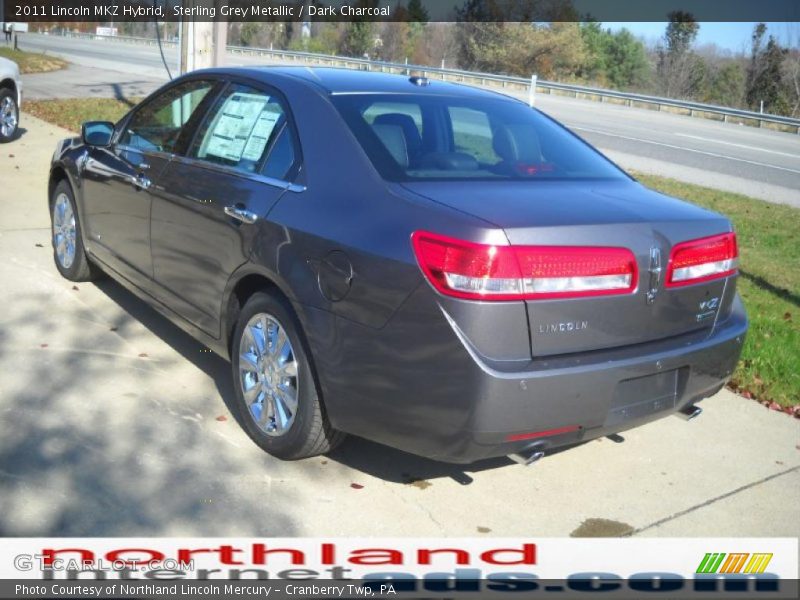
[23,97,138,132]
[19,98,799,410]
[636,173,799,412]
[0,47,66,73]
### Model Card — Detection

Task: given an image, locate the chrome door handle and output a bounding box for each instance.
[130,174,152,189]
[224,205,258,224]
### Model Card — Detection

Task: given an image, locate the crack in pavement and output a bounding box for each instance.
[631,465,800,535]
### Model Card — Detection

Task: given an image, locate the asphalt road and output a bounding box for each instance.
[1,111,799,538]
[19,33,800,207]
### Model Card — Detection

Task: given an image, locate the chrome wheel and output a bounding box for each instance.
[53,193,77,270]
[239,313,299,437]
[0,96,17,138]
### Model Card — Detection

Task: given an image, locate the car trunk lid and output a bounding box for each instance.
[403,179,736,357]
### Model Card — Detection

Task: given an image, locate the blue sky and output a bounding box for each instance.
[603,22,797,52]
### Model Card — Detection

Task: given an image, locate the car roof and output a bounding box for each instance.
[199,66,518,101]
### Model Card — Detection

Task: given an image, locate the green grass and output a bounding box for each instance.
[635,172,799,409]
[23,97,139,132]
[0,47,66,74]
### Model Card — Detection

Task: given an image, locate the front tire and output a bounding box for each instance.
[0,88,19,143]
[50,180,101,281]
[231,291,345,460]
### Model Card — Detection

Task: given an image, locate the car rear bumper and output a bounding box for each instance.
[305,290,747,464]
[441,296,747,463]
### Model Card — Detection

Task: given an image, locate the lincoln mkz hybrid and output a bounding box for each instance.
[48,67,747,464]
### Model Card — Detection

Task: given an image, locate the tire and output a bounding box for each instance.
[231,291,345,460]
[50,180,101,282]
[0,87,19,143]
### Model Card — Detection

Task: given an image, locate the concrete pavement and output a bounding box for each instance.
[0,114,798,538]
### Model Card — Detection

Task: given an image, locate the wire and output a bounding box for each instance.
[155,0,173,80]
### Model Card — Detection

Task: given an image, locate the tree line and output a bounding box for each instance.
[40,2,800,117]
[233,14,799,117]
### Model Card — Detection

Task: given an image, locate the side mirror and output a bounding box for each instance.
[81,121,114,147]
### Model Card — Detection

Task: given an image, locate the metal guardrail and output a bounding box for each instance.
[48,31,800,133]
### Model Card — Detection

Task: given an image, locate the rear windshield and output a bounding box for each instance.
[331,93,627,182]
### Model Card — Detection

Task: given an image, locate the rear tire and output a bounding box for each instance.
[50,180,101,282]
[0,88,19,143]
[231,291,345,460]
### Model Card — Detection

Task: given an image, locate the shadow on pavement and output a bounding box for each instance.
[93,276,243,430]
[0,277,299,536]
[93,278,522,486]
[8,126,26,142]
[327,437,513,485]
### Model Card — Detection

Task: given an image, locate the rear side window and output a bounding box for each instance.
[190,83,299,178]
[449,106,499,165]
[332,94,626,182]
[261,127,295,180]
[120,80,214,153]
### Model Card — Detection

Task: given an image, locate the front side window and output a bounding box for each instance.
[190,83,299,179]
[120,80,213,153]
[332,94,627,182]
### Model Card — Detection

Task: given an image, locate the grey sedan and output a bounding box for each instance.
[47,67,747,464]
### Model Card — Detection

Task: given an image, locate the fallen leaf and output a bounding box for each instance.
[350,483,364,490]
[215,415,228,422]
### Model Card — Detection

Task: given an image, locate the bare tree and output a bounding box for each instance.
[782,24,800,116]
[656,12,703,98]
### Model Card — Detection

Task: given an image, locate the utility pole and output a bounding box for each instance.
[179,1,226,74]
[213,18,227,68]
[179,1,214,74]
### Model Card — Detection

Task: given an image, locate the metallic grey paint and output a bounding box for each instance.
[48,67,747,463]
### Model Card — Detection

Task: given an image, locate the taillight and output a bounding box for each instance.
[411,231,638,301]
[666,232,738,287]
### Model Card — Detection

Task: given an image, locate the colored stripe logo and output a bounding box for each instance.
[696,553,773,574]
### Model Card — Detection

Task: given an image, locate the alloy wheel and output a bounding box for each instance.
[53,193,77,270]
[0,96,17,138]
[238,313,300,437]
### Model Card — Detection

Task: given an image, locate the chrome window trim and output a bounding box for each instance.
[170,155,307,193]
[115,145,174,162]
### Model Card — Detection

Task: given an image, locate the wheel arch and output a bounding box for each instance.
[48,164,71,203]
[222,265,300,357]
[0,78,17,97]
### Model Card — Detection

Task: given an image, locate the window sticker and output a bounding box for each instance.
[242,108,282,161]
[203,93,276,162]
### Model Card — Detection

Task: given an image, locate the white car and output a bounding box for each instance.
[0,55,22,142]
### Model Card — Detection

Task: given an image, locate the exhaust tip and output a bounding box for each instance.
[677,404,703,420]
[508,446,545,466]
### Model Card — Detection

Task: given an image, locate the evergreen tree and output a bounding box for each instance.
[407,0,429,22]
